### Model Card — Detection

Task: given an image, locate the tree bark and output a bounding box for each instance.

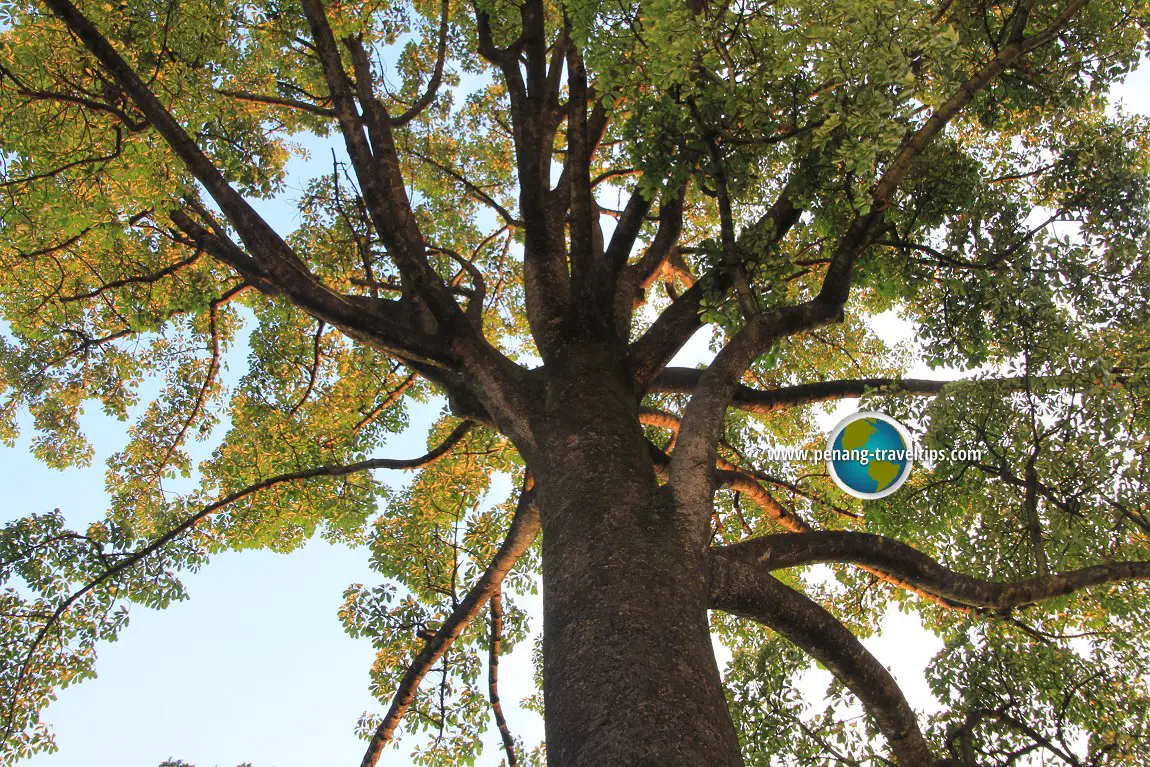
[534,343,743,767]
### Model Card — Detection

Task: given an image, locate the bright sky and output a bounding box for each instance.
[4,59,1148,767]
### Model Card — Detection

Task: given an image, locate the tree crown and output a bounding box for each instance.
[1,0,1149,763]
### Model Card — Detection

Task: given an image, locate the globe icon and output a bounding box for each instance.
[826,412,913,499]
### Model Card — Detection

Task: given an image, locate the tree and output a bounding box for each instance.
[0,0,1148,762]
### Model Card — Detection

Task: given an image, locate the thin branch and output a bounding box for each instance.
[488,587,520,767]
[288,320,326,417]
[390,0,451,127]
[215,87,336,117]
[146,294,229,477]
[0,127,123,188]
[1,420,475,747]
[59,250,204,303]
[0,61,146,129]
[414,150,521,227]
[353,372,418,434]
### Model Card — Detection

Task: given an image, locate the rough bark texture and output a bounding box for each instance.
[535,343,743,767]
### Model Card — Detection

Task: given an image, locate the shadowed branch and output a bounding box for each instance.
[710,555,940,766]
[359,487,540,767]
[713,530,1150,611]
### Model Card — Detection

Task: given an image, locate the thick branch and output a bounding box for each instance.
[299,0,463,324]
[622,193,686,290]
[40,0,459,366]
[627,275,722,390]
[654,370,949,412]
[168,208,451,366]
[652,369,1132,414]
[614,193,687,340]
[715,470,810,533]
[566,39,614,330]
[659,2,1090,519]
[668,303,843,541]
[710,555,939,766]
[714,531,1150,611]
[637,408,811,533]
[478,0,571,354]
[604,184,658,275]
[627,170,802,390]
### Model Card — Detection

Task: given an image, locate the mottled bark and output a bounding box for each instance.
[535,344,743,767]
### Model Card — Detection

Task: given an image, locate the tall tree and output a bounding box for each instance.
[1,0,1149,763]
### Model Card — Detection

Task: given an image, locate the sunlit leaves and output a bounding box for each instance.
[0,0,1148,762]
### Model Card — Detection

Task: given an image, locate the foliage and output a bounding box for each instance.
[0,0,1149,763]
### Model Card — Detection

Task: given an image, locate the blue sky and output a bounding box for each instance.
[3,55,1148,767]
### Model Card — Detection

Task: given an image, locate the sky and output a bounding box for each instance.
[2,51,1149,767]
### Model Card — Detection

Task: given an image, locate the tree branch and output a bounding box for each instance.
[359,487,541,767]
[565,37,612,329]
[477,0,570,355]
[39,0,465,369]
[710,555,940,766]
[657,0,1092,522]
[626,273,723,390]
[627,167,803,390]
[603,183,657,275]
[654,371,943,411]
[1,421,475,747]
[667,302,843,542]
[390,0,451,127]
[813,1,1089,321]
[413,150,521,227]
[714,531,1150,612]
[168,207,452,366]
[715,470,810,534]
[215,87,336,117]
[613,192,687,338]
[487,587,520,767]
[652,368,1133,414]
[298,0,465,326]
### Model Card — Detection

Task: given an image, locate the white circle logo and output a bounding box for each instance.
[825,411,915,499]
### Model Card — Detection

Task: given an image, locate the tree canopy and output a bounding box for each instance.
[1,0,1149,764]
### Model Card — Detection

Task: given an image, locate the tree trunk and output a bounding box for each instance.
[533,344,742,766]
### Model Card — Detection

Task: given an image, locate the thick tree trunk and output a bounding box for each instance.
[533,344,742,767]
